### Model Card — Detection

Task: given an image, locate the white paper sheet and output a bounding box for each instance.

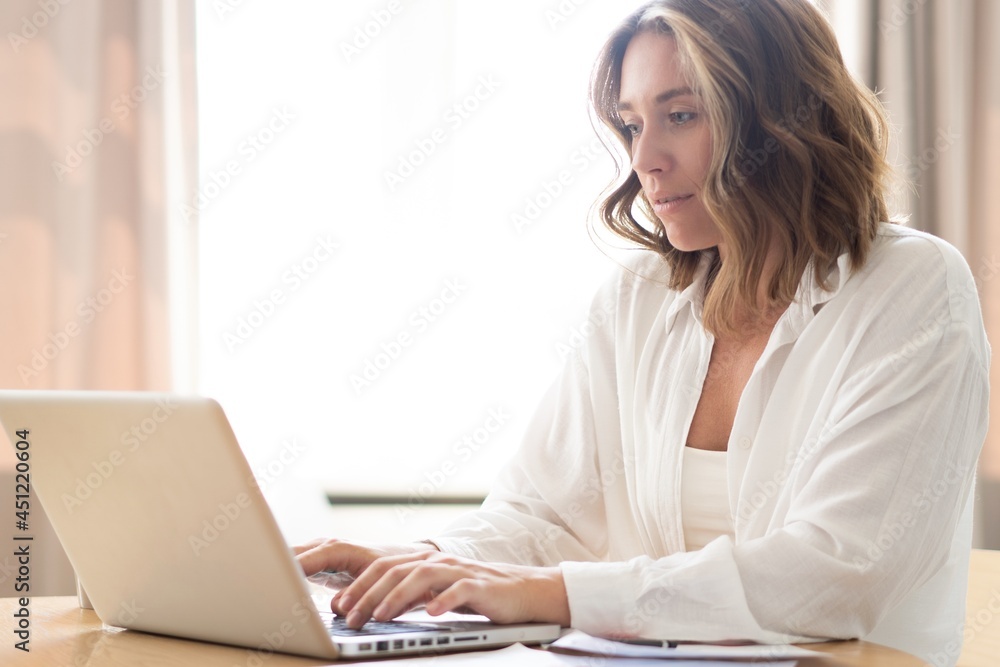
[550,630,826,661]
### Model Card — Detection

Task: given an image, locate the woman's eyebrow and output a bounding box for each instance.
[617,86,695,113]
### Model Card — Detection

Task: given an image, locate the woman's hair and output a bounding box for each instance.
[590,0,892,336]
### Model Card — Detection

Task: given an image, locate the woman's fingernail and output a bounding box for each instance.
[347,610,362,627]
[339,594,353,610]
[373,604,387,619]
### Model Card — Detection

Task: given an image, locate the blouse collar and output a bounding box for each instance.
[663,248,853,342]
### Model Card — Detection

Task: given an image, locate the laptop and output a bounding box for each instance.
[0,390,561,659]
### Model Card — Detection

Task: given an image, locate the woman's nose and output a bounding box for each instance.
[631,130,670,175]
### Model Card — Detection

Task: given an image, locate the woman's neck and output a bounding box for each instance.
[714,240,789,338]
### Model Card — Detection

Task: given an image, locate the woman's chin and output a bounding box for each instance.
[659,222,723,254]
[663,235,718,254]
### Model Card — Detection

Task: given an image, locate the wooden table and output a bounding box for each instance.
[958,548,1000,667]
[0,596,928,666]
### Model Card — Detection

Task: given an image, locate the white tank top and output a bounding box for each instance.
[680,446,735,551]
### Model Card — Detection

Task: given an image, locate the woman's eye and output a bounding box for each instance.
[624,123,640,137]
[669,111,697,125]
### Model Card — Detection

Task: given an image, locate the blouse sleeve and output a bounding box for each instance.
[429,266,626,566]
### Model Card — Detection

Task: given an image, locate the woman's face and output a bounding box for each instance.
[617,31,723,255]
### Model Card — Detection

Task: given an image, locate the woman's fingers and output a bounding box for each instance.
[294,538,378,577]
[341,555,527,628]
[311,549,570,629]
[424,577,487,617]
[293,539,440,579]
[295,540,343,576]
[339,552,437,625]
[290,540,444,616]
[371,561,468,622]
[290,537,327,557]
[347,559,468,628]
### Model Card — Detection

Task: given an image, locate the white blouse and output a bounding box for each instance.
[680,447,733,551]
[431,223,989,667]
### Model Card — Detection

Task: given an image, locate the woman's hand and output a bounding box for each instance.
[331,550,571,630]
[293,537,436,579]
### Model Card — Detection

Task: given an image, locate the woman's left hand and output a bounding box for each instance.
[333,550,571,629]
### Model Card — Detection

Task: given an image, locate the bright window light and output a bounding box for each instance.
[195,1,649,533]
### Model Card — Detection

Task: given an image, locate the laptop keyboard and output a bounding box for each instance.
[320,612,442,637]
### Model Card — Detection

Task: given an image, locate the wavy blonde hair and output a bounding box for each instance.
[590,0,892,336]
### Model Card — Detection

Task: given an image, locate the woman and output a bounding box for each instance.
[296,1,989,663]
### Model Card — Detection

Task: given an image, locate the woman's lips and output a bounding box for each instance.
[652,194,693,214]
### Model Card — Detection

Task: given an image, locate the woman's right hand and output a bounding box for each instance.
[293,538,438,612]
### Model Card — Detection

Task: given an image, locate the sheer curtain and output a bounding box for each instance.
[821,0,1000,548]
[0,0,198,595]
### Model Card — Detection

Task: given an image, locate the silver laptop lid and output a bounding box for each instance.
[0,391,338,659]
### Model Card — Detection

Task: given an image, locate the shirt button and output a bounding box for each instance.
[739,436,752,450]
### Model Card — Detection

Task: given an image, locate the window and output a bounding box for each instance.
[195,1,648,539]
